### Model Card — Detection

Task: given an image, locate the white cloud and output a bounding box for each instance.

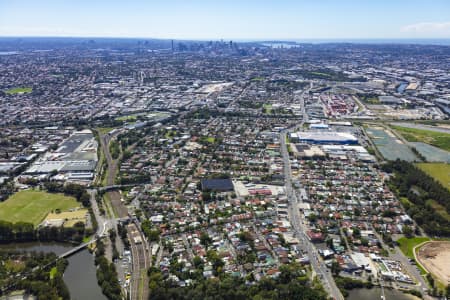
[401,21,450,36]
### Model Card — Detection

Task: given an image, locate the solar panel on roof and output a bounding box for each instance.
[201,179,234,192]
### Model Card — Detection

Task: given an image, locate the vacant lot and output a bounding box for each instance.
[417,241,450,284]
[0,190,80,226]
[417,163,450,191]
[44,208,88,227]
[392,125,450,152]
[5,87,32,94]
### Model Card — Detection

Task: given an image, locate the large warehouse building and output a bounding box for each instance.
[289,131,358,145]
[24,130,98,182]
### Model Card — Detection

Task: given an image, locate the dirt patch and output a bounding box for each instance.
[417,241,450,284]
[108,190,129,218]
[45,208,88,227]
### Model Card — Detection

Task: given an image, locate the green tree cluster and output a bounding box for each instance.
[334,276,372,297]
[0,220,89,243]
[44,182,91,207]
[0,251,70,300]
[383,160,450,236]
[141,219,160,242]
[94,240,122,300]
[148,262,327,300]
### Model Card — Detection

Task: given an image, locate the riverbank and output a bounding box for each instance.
[0,242,106,300]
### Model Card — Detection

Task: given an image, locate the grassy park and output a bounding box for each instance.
[392,125,450,152]
[115,115,137,122]
[397,236,431,259]
[263,104,272,114]
[96,127,114,135]
[199,136,215,144]
[5,87,33,94]
[416,163,450,191]
[0,190,80,226]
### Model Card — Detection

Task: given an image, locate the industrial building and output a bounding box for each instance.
[309,123,329,130]
[378,96,404,105]
[24,130,98,182]
[289,131,358,145]
[435,98,450,115]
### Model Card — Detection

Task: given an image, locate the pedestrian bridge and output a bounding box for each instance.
[58,237,98,259]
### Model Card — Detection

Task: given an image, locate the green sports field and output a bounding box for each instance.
[0,190,80,226]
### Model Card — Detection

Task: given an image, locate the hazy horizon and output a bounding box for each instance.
[1,36,450,47]
[1,0,450,40]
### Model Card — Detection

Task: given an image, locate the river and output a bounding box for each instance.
[347,287,419,300]
[0,242,106,300]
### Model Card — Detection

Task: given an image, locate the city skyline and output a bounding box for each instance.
[1,0,450,40]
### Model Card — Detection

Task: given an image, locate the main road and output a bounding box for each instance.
[280,87,344,300]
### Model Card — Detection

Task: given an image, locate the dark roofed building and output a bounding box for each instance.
[378,96,403,105]
[201,178,234,192]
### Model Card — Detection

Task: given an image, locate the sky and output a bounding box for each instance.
[0,0,450,40]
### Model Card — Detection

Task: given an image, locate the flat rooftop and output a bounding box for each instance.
[201,178,234,192]
[57,132,95,154]
[291,131,358,143]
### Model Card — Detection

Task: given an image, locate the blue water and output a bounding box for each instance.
[0,242,106,300]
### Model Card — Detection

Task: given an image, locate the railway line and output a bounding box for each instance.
[128,223,149,300]
[97,127,150,300]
